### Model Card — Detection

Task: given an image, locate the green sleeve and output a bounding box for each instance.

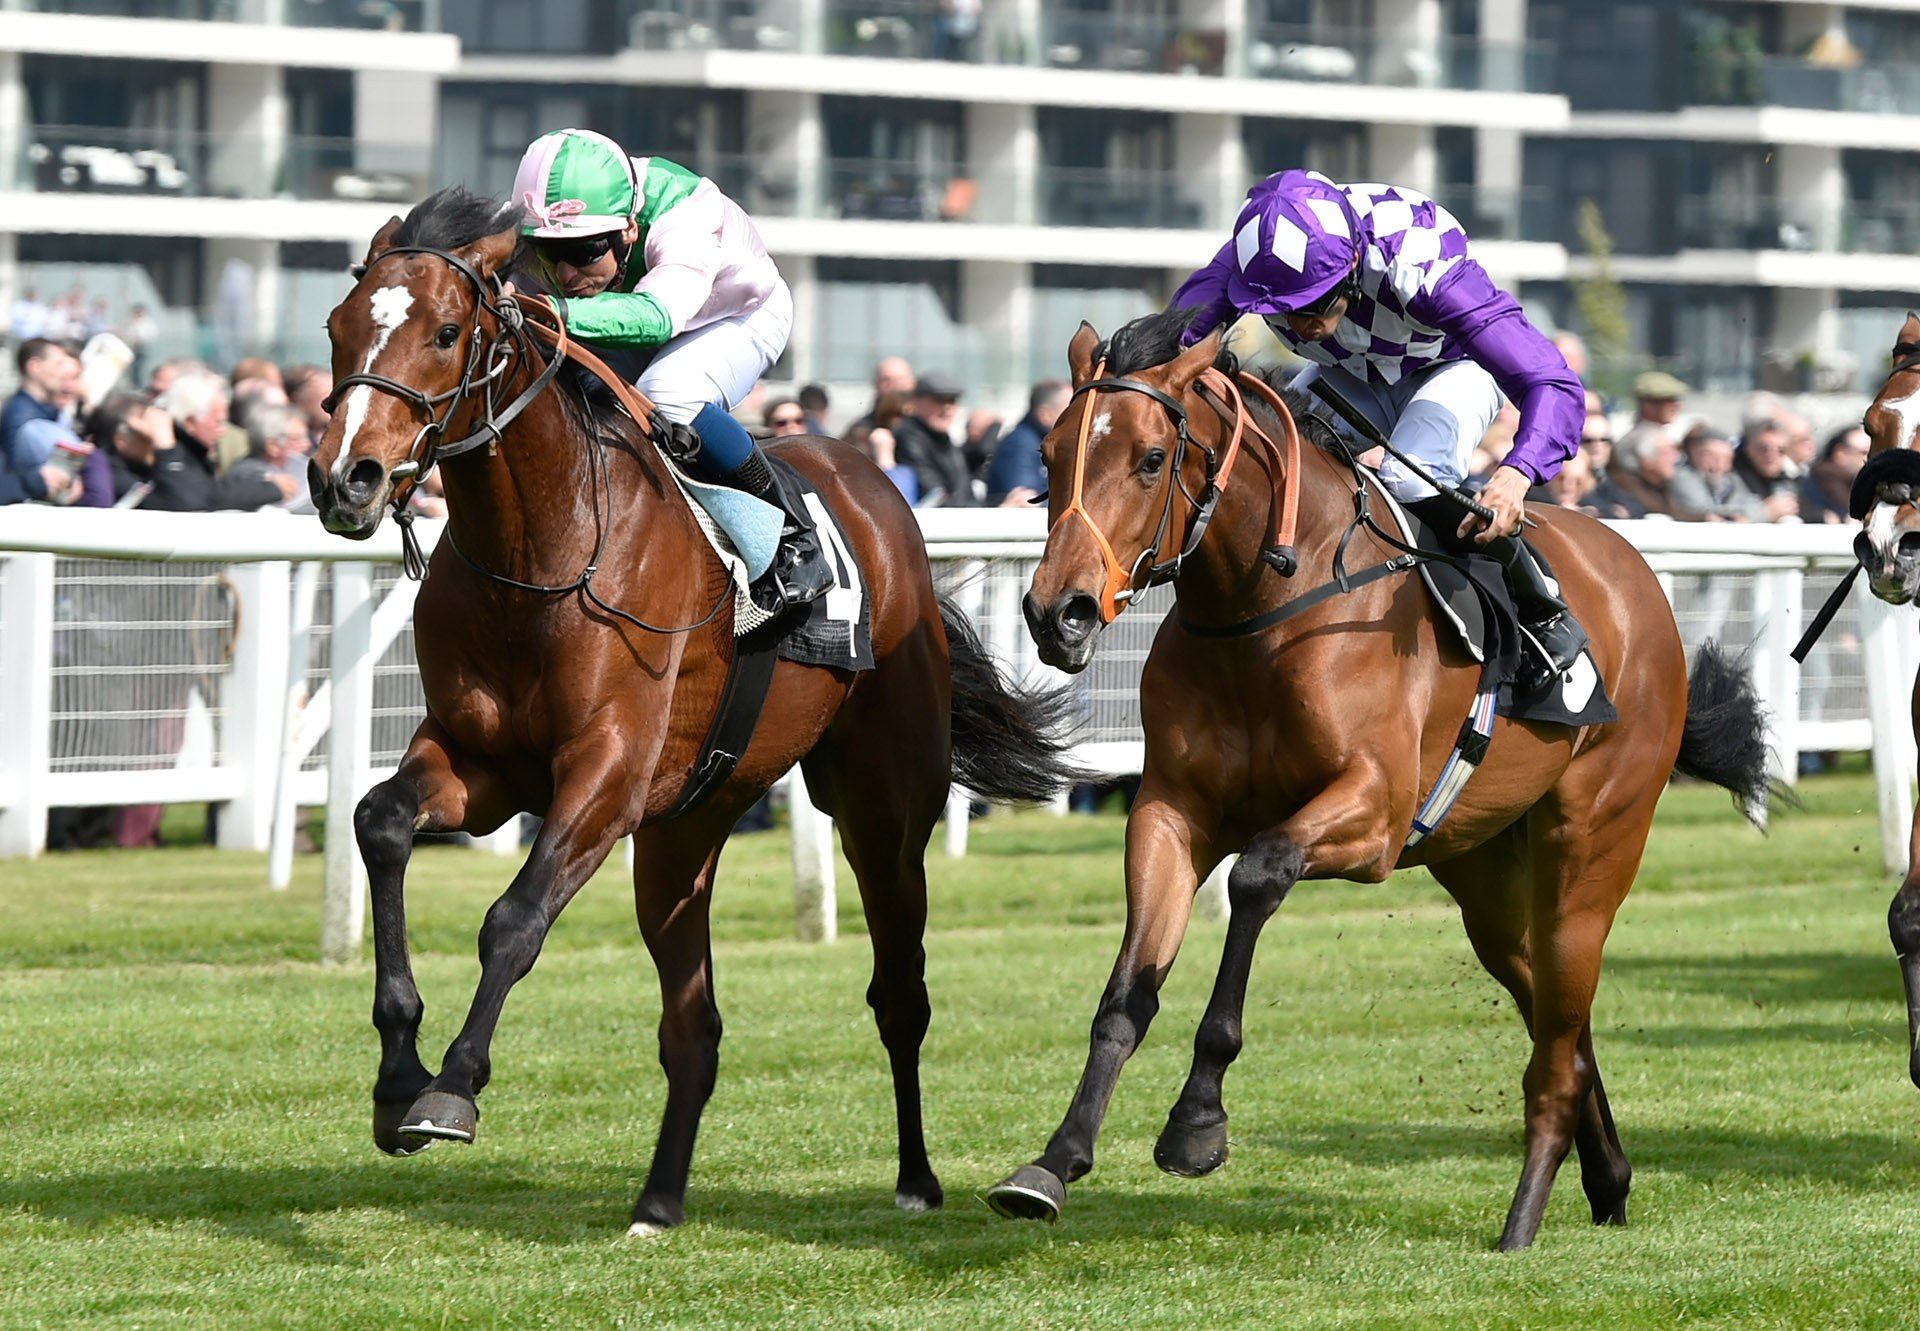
[562,289,676,348]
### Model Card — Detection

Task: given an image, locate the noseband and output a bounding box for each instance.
[1050,359,1301,623]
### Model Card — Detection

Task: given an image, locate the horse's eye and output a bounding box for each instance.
[435,324,461,349]
[1141,448,1166,476]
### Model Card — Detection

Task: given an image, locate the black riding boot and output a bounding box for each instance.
[1406,495,1588,683]
[655,421,836,613]
[732,444,836,612]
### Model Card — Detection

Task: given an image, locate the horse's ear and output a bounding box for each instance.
[1067,322,1102,386]
[1900,311,1920,348]
[456,225,520,278]
[1163,328,1222,394]
[364,216,403,265]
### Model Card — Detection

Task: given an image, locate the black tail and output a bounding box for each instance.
[941,596,1084,803]
[1674,641,1794,826]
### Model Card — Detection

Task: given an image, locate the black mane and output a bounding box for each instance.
[1099,306,1343,452]
[392,186,527,256]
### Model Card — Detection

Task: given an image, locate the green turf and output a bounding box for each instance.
[2,773,1916,1329]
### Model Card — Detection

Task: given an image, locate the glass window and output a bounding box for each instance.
[1029,265,1163,382]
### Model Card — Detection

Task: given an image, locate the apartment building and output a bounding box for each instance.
[8,0,1912,408]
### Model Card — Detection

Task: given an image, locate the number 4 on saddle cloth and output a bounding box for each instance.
[662,457,875,819]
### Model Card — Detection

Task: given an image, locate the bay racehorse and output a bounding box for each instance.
[986,311,1772,1249]
[1848,310,1920,1089]
[307,188,1077,1234]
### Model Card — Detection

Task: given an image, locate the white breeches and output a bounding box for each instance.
[1289,359,1504,502]
[635,278,794,425]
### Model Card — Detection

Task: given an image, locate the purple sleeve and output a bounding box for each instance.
[1410,260,1583,485]
[1171,242,1239,347]
[76,445,114,508]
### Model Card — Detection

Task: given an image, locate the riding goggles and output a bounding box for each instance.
[1266,276,1358,323]
[535,233,618,268]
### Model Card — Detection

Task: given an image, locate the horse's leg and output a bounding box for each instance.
[1496,779,1655,1251]
[1891,756,1920,1087]
[986,785,1216,1221]
[400,732,636,1144]
[357,721,515,1155]
[1429,829,1632,1230]
[1153,833,1302,1176]
[799,675,948,1213]
[628,822,725,1235]
[1155,766,1394,1177]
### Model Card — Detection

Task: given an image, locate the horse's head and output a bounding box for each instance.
[1857,312,1920,603]
[310,188,523,539]
[1025,315,1224,672]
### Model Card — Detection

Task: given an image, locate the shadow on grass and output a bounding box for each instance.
[1608,948,1901,1009]
[1248,1116,1920,1193]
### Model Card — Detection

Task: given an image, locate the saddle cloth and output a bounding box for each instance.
[1370,479,1616,729]
[665,449,874,671]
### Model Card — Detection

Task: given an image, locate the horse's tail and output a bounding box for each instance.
[1673,641,1791,827]
[941,595,1084,804]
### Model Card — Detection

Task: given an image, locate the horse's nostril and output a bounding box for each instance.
[1056,594,1099,642]
[344,456,386,503]
[306,458,328,502]
[1899,532,1920,561]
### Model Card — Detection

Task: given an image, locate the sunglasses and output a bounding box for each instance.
[536,234,617,268]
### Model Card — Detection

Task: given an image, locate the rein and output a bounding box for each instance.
[329,243,734,636]
[1050,360,1301,623]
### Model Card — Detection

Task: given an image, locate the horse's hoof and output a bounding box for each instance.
[373,1100,433,1156]
[397,1090,478,1144]
[1154,1115,1228,1177]
[1591,1197,1629,1227]
[984,1165,1065,1223]
[896,1176,944,1213]
[627,1221,671,1239]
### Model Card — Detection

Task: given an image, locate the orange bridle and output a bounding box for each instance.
[1048,360,1303,623]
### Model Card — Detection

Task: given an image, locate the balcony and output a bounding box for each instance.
[1042,165,1210,230]
[1241,26,1549,93]
[1681,195,1920,255]
[823,0,1024,63]
[14,124,430,203]
[4,0,439,29]
[1040,9,1221,76]
[1689,50,1920,117]
[623,0,803,53]
[1437,185,1557,244]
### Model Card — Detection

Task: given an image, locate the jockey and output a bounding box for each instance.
[510,127,832,611]
[1173,169,1588,680]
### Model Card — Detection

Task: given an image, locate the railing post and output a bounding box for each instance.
[1859,577,1916,877]
[0,552,54,857]
[789,767,836,942]
[323,562,375,963]
[219,560,290,851]
[1750,566,1802,786]
[269,561,321,889]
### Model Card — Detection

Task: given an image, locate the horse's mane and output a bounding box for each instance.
[1099,307,1345,454]
[392,187,530,264]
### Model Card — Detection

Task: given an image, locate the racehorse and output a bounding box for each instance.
[986,311,1773,1250]
[1848,310,1920,1091]
[306,187,1077,1234]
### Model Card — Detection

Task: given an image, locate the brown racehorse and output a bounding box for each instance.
[986,310,1773,1250]
[1849,310,1920,1089]
[306,188,1077,1234]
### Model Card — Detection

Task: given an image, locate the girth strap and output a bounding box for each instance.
[664,619,784,820]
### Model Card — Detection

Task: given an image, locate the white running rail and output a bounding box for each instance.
[1,508,1914,957]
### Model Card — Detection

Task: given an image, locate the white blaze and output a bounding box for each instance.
[334,283,416,479]
[1884,384,1920,454]
[1090,411,1113,444]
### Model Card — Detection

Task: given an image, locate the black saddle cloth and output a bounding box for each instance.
[1388,499,1616,729]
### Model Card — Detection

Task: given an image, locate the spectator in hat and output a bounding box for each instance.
[888,371,977,506]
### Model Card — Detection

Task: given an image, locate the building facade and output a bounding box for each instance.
[2,0,1913,408]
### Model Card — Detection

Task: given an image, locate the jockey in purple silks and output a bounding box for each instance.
[1174,169,1589,679]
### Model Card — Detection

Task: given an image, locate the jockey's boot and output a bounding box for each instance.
[1407,495,1588,687]
[655,411,834,614]
[732,442,836,613]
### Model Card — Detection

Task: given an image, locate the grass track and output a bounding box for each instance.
[2,773,1918,1329]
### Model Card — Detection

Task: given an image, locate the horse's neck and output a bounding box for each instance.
[436,385,642,585]
[1175,410,1350,624]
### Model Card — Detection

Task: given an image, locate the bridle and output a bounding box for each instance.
[1049,358,1302,623]
[323,244,563,506]
[320,243,737,637]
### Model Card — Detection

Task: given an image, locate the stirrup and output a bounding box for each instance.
[1520,610,1588,678]
[751,529,834,614]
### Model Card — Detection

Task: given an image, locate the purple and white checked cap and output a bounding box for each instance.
[1224,170,1359,315]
